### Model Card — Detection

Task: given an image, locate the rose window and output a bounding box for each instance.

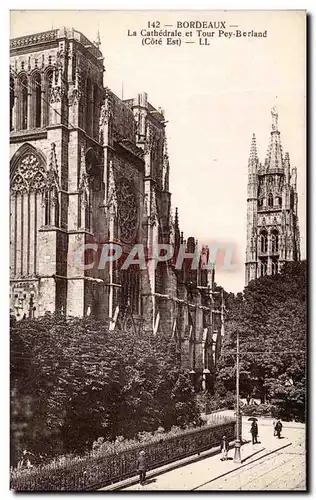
[116,178,138,243]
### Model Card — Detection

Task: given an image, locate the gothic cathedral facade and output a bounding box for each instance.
[10,27,224,389]
[245,107,301,286]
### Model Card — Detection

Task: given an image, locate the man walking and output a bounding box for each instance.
[136,450,147,485]
[250,421,259,444]
[275,419,283,439]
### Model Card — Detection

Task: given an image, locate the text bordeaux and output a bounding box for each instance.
[176,21,226,29]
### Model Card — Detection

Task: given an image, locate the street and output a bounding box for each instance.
[120,417,306,491]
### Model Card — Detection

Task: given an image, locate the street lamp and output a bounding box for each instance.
[234,328,242,463]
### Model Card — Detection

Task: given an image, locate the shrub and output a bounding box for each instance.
[197,391,237,414]
[241,403,273,417]
[11,419,236,491]
[11,315,201,465]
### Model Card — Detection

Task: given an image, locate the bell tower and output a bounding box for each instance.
[245,108,300,286]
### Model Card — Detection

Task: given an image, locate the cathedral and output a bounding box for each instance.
[9,27,224,389]
[245,107,301,286]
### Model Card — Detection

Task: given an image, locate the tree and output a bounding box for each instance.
[11,315,201,462]
[215,261,306,421]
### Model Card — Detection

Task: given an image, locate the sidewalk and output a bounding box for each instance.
[100,420,296,491]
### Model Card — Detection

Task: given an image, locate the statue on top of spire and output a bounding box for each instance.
[271,106,278,131]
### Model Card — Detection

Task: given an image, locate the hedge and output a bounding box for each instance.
[11,418,236,491]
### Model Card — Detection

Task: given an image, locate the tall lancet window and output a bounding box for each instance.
[43,70,53,127]
[272,259,278,275]
[260,258,268,277]
[271,229,279,253]
[33,73,42,128]
[268,193,273,207]
[260,230,268,253]
[20,75,28,130]
[10,76,14,131]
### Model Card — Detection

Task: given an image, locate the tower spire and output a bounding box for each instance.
[95,28,101,48]
[265,107,283,171]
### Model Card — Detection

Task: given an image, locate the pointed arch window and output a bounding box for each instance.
[19,75,28,130]
[72,53,77,81]
[43,70,53,126]
[260,229,268,253]
[271,229,279,253]
[33,73,42,128]
[10,76,15,131]
[44,190,51,226]
[10,145,48,280]
[271,259,278,275]
[260,258,268,277]
[268,193,273,207]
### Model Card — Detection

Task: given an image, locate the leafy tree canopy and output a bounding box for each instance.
[215,261,307,421]
[11,316,201,462]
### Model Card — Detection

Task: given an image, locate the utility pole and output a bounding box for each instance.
[234,329,242,463]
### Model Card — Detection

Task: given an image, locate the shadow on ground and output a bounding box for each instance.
[143,478,157,486]
[241,448,265,464]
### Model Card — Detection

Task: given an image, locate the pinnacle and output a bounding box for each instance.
[175,207,179,226]
[249,133,258,161]
[95,29,101,48]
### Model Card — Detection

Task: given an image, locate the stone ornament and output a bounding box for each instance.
[116,176,138,243]
[11,153,47,194]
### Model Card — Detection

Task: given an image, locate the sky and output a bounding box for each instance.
[10,10,306,293]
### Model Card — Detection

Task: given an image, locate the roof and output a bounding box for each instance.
[10,27,103,62]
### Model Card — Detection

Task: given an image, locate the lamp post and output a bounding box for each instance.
[234,328,241,463]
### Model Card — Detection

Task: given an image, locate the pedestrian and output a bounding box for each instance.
[275,419,283,439]
[250,421,259,444]
[220,435,229,461]
[136,450,147,485]
[273,420,277,436]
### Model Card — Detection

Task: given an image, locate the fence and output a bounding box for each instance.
[11,419,236,491]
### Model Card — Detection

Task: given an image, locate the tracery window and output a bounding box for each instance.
[260,258,268,277]
[271,229,279,253]
[116,177,138,243]
[120,266,140,315]
[268,193,273,207]
[271,259,279,275]
[260,229,268,253]
[10,145,60,279]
